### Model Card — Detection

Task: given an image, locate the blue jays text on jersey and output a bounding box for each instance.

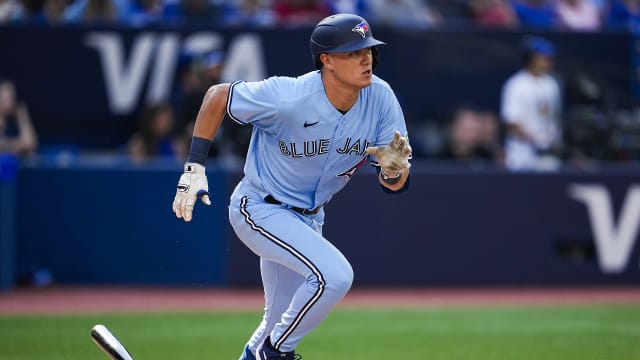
[278,138,372,158]
[226,70,408,210]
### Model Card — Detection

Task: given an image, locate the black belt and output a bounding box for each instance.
[264,195,323,215]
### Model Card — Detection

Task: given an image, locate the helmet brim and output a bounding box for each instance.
[320,37,386,54]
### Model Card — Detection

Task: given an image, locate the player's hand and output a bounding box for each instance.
[172,162,211,222]
[365,131,412,178]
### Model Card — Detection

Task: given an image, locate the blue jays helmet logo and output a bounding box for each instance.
[352,21,369,38]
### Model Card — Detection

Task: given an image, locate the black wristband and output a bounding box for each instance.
[380,169,402,185]
[187,136,211,165]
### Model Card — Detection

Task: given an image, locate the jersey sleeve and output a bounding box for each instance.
[369,89,410,167]
[226,79,280,130]
[551,78,562,117]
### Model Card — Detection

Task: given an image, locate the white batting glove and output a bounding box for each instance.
[366,131,412,179]
[172,162,211,222]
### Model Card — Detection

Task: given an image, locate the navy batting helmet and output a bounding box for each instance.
[310,14,386,70]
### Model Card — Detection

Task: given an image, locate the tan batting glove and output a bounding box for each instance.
[172,162,211,222]
[365,131,412,179]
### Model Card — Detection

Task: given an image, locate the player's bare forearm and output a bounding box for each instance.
[173,83,227,220]
[192,83,231,140]
[378,167,410,191]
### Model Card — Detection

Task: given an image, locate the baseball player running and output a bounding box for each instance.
[172,13,412,360]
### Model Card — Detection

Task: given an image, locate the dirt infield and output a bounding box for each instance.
[1,286,640,314]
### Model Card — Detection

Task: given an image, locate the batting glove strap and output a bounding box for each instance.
[184,162,206,175]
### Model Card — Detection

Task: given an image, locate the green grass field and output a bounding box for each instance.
[1,305,639,360]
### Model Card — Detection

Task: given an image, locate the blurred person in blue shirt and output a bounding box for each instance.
[512,0,557,28]
[221,0,275,27]
[607,0,640,29]
[127,0,174,25]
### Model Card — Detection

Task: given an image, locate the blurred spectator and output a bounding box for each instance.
[202,50,225,86]
[555,0,601,31]
[273,0,330,26]
[367,0,441,28]
[512,0,557,28]
[0,0,25,22]
[172,49,250,163]
[324,0,371,18]
[82,0,118,21]
[469,0,519,28]
[127,0,172,25]
[607,0,640,29]
[428,0,469,26]
[173,50,224,129]
[0,79,38,156]
[31,0,70,24]
[193,50,252,161]
[170,0,222,25]
[173,55,206,131]
[221,0,275,27]
[128,102,186,163]
[64,0,131,23]
[171,50,227,158]
[500,36,563,171]
[477,110,503,160]
[439,107,501,163]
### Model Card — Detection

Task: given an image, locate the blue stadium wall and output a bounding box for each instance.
[6,161,640,288]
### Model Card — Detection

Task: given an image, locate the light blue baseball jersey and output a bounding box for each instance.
[226,70,407,210]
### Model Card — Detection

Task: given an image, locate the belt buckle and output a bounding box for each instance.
[303,206,321,215]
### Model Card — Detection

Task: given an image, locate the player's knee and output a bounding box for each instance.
[325,263,353,296]
[306,261,353,298]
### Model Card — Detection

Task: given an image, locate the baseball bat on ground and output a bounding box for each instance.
[90,324,135,360]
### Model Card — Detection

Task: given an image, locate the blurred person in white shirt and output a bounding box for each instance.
[500,36,562,171]
[555,0,601,31]
[0,0,24,22]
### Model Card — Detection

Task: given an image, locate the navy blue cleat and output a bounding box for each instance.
[256,337,302,360]
[239,344,256,360]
